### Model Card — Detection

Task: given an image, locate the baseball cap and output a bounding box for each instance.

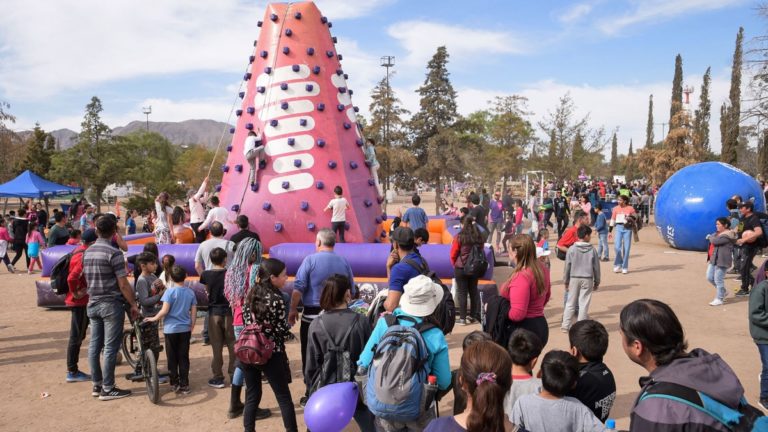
[391,226,415,247]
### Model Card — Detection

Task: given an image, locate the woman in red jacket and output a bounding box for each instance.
[451,216,485,325]
[502,234,552,346]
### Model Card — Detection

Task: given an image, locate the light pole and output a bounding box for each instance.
[142,106,152,131]
[380,55,395,192]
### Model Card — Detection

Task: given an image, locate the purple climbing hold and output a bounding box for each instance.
[247,107,255,114]
[294,159,302,168]
[280,82,288,90]
[287,137,295,146]
[321,16,328,24]
[260,50,268,58]
[238,91,245,99]
[306,84,314,91]
[337,104,345,111]
[221,165,229,173]
[292,64,300,72]
[285,28,293,36]
[215,184,222,192]
[281,181,290,189]
[300,201,309,211]
[307,47,315,55]
[236,109,243,117]
[332,36,337,43]
[245,123,254,130]
[281,102,289,110]
[257,21,263,27]
[328,161,337,169]
[249,55,255,63]
[262,202,271,210]
[231,204,240,212]
[343,73,349,79]
[226,145,233,152]
[364,199,372,207]
[349,89,354,96]
[299,118,308,126]
[259,159,267,169]
[316,181,324,189]
[326,50,334,58]
[350,161,358,169]
[270,13,278,21]
[368,179,376,186]
[264,66,272,74]
[307,222,316,231]
[375,216,383,224]
[282,46,290,54]
[380,231,387,238]
[251,183,259,192]
[312,65,320,74]
[274,223,283,232]
[270,119,278,127]
[356,138,364,146]
[328,22,333,28]
[257,86,266,93]
[336,69,343,75]
[353,106,360,113]
[235,164,243,173]
[317,139,326,148]
[294,12,302,19]
[338,87,347,93]
[343,122,352,130]
[317,103,325,111]
[229,128,235,134]
[338,54,343,60]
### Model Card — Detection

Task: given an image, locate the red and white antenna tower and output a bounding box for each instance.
[683,85,694,105]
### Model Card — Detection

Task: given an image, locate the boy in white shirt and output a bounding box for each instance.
[325,186,350,243]
[243,130,265,186]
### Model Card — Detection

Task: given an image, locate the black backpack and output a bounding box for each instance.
[50,250,83,295]
[464,244,488,277]
[308,314,360,396]
[403,258,456,335]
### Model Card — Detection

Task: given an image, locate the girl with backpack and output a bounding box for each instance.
[503,235,551,347]
[305,274,374,431]
[357,275,451,431]
[425,340,524,432]
[451,216,485,325]
[242,258,297,432]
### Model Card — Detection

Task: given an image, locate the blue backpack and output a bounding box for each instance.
[640,381,768,431]
[366,314,434,422]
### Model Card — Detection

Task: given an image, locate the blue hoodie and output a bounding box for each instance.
[595,211,608,234]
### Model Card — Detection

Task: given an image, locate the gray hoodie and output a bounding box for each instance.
[564,241,600,286]
[631,349,745,431]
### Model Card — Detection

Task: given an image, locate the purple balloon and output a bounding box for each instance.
[304,382,357,432]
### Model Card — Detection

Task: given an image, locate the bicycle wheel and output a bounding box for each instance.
[144,349,160,404]
[121,329,138,369]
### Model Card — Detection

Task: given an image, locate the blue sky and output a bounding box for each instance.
[0,0,763,154]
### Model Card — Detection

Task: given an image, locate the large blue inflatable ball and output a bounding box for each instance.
[655,162,766,251]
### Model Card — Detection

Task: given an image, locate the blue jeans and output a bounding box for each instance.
[706,263,727,300]
[233,325,244,386]
[597,232,609,259]
[613,224,632,270]
[758,343,768,399]
[87,301,125,390]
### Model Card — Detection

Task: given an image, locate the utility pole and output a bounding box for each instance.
[142,106,152,131]
[656,122,668,138]
[380,55,395,190]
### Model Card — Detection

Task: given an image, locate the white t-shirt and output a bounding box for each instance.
[243,132,264,157]
[154,202,173,231]
[326,197,349,222]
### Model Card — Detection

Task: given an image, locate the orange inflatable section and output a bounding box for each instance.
[380,218,454,245]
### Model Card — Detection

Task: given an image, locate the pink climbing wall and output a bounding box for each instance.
[218,1,385,249]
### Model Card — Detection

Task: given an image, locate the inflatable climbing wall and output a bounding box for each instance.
[217,1,384,249]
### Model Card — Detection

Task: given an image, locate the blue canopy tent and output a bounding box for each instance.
[0,171,83,215]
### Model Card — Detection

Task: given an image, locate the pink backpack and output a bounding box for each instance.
[235,322,275,365]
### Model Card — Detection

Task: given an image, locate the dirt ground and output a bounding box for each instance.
[0,210,763,431]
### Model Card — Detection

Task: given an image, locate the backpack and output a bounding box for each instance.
[757,213,768,248]
[50,250,83,295]
[483,293,515,347]
[235,313,275,366]
[366,314,435,422]
[640,381,768,432]
[463,243,488,278]
[403,258,456,335]
[308,314,360,396]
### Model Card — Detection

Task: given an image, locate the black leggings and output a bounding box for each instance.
[243,351,297,432]
[332,221,346,243]
[11,243,28,267]
[454,267,480,321]
[513,315,549,348]
[165,331,191,387]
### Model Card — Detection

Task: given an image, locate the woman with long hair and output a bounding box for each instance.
[503,234,551,346]
[223,237,263,419]
[451,216,485,325]
[242,258,297,432]
[154,192,175,244]
[425,340,522,432]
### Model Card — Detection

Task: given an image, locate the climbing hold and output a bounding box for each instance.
[316,181,324,189]
[380,230,387,238]
[375,216,383,224]
[368,179,376,186]
[259,159,267,169]
[229,128,235,134]
[337,104,345,111]
[257,86,266,93]
[249,55,255,63]
[338,54,343,60]
[350,161,358,169]
[343,73,349,79]
[328,161,337,169]
[281,102,289,110]
[349,90,354,96]
[317,139,326,148]
[235,164,243,173]
[282,46,290,54]
[270,119,278,127]
[257,21,263,27]
[236,109,243,117]
[274,223,283,232]
[287,137,295,146]
[299,118,308,126]
[226,145,233,152]
[294,159,302,168]
[332,36,337,43]
[326,50,334,58]
[231,204,240,212]
[245,123,254,130]
[253,39,258,46]
[312,65,320,74]
[300,201,309,211]
[280,83,288,90]
[285,29,293,36]
[317,103,325,111]
[294,11,302,19]
[321,16,328,24]
[307,222,315,231]
[238,91,245,99]
[377,196,385,204]
[270,13,278,21]
[292,64,300,72]
[328,22,333,28]
[306,84,314,91]
[356,139,364,146]
[353,106,360,112]
[260,50,268,58]
[339,87,347,93]
[307,47,315,55]
[282,181,290,189]
[264,66,272,74]
[263,202,272,210]
[247,107,255,114]
[343,122,352,129]
[215,184,222,192]
[221,165,230,173]
[251,183,259,192]
[336,69,343,75]
[364,199,372,207]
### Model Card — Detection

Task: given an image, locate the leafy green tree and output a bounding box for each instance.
[486,95,534,183]
[18,123,56,175]
[759,130,768,179]
[124,131,183,201]
[50,96,133,212]
[625,139,635,180]
[610,132,618,176]
[0,101,23,182]
[692,67,712,161]
[409,46,460,213]
[175,144,224,191]
[722,27,744,165]
[645,95,654,148]
[670,54,684,127]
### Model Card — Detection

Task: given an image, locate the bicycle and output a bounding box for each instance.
[123,316,163,404]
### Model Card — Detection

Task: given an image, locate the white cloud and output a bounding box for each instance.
[559,2,596,24]
[0,0,391,99]
[387,21,527,69]
[598,0,746,35]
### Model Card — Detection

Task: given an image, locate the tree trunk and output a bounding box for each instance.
[435,173,443,215]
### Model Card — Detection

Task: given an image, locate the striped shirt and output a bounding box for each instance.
[84,238,127,305]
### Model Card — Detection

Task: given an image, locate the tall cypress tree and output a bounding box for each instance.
[626,139,634,180]
[670,54,684,128]
[721,27,744,165]
[645,95,654,148]
[693,67,712,160]
[610,132,618,176]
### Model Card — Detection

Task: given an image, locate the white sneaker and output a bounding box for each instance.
[613,266,621,273]
[709,299,724,306]
[622,269,628,274]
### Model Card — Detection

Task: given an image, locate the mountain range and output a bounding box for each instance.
[37,119,233,150]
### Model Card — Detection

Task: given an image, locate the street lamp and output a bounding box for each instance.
[142,106,152,131]
[380,55,395,147]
